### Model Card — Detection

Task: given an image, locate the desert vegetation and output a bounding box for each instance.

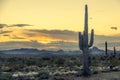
[0,53,120,80]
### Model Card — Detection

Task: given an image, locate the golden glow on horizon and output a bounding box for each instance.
[0,28,77,43]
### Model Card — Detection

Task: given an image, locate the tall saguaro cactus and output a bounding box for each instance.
[78,5,94,76]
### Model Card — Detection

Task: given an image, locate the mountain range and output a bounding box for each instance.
[0,47,119,55]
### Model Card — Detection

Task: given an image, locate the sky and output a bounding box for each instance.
[0,0,120,50]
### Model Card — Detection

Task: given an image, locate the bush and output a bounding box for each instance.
[111,78,120,80]
[92,71,99,74]
[74,71,82,77]
[37,71,49,79]
[53,76,65,80]
[0,73,12,80]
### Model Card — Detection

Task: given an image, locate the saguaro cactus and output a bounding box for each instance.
[78,5,94,76]
[105,41,108,55]
[113,47,116,57]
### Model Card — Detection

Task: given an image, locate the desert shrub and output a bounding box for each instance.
[26,60,36,66]
[109,57,119,71]
[53,76,65,80]
[42,57,51,60]
[92,71,99,74]
[0,78,9,80]
[70,57,76,60]
[74,71,82,77]
[74,60,82,67]
[37,71,49,79]
[73,67,81,72]
[0,73,12,80]
[55,58,65,67]
[111,78,120,80]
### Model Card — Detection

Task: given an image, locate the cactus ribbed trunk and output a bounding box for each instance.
[105,41,108,55]
[113,47,116,56]
[78,5,94,76]
[84,5,88,46]
[83,5,90,76]
[82,48,90,76]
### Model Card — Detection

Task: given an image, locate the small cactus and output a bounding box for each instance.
[113,47,116,57]
[105,41,108,55]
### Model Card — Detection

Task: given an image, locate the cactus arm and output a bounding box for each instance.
[88,29,94,47]
[79,32,83,50]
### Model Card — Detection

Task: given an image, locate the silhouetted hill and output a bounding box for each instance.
[0,47,119,55]
[89,47,104,54]
[0,48,40,54]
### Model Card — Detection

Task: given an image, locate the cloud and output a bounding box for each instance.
[0,24,8,28]
[10,35,25,39]
[10,24,33,27]
[25,29,78,41]
[2,34,10,37]
[23,32,36,37]
[0,41,77,50]
[0,24,33,28]
[25,29,120,42]
[0,41,42,50]
[0,31,12,34]
[46,41,78,50]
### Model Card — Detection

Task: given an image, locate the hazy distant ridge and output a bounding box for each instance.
[0,47,119,54]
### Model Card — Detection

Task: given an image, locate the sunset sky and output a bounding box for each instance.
[0,0,120,50]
